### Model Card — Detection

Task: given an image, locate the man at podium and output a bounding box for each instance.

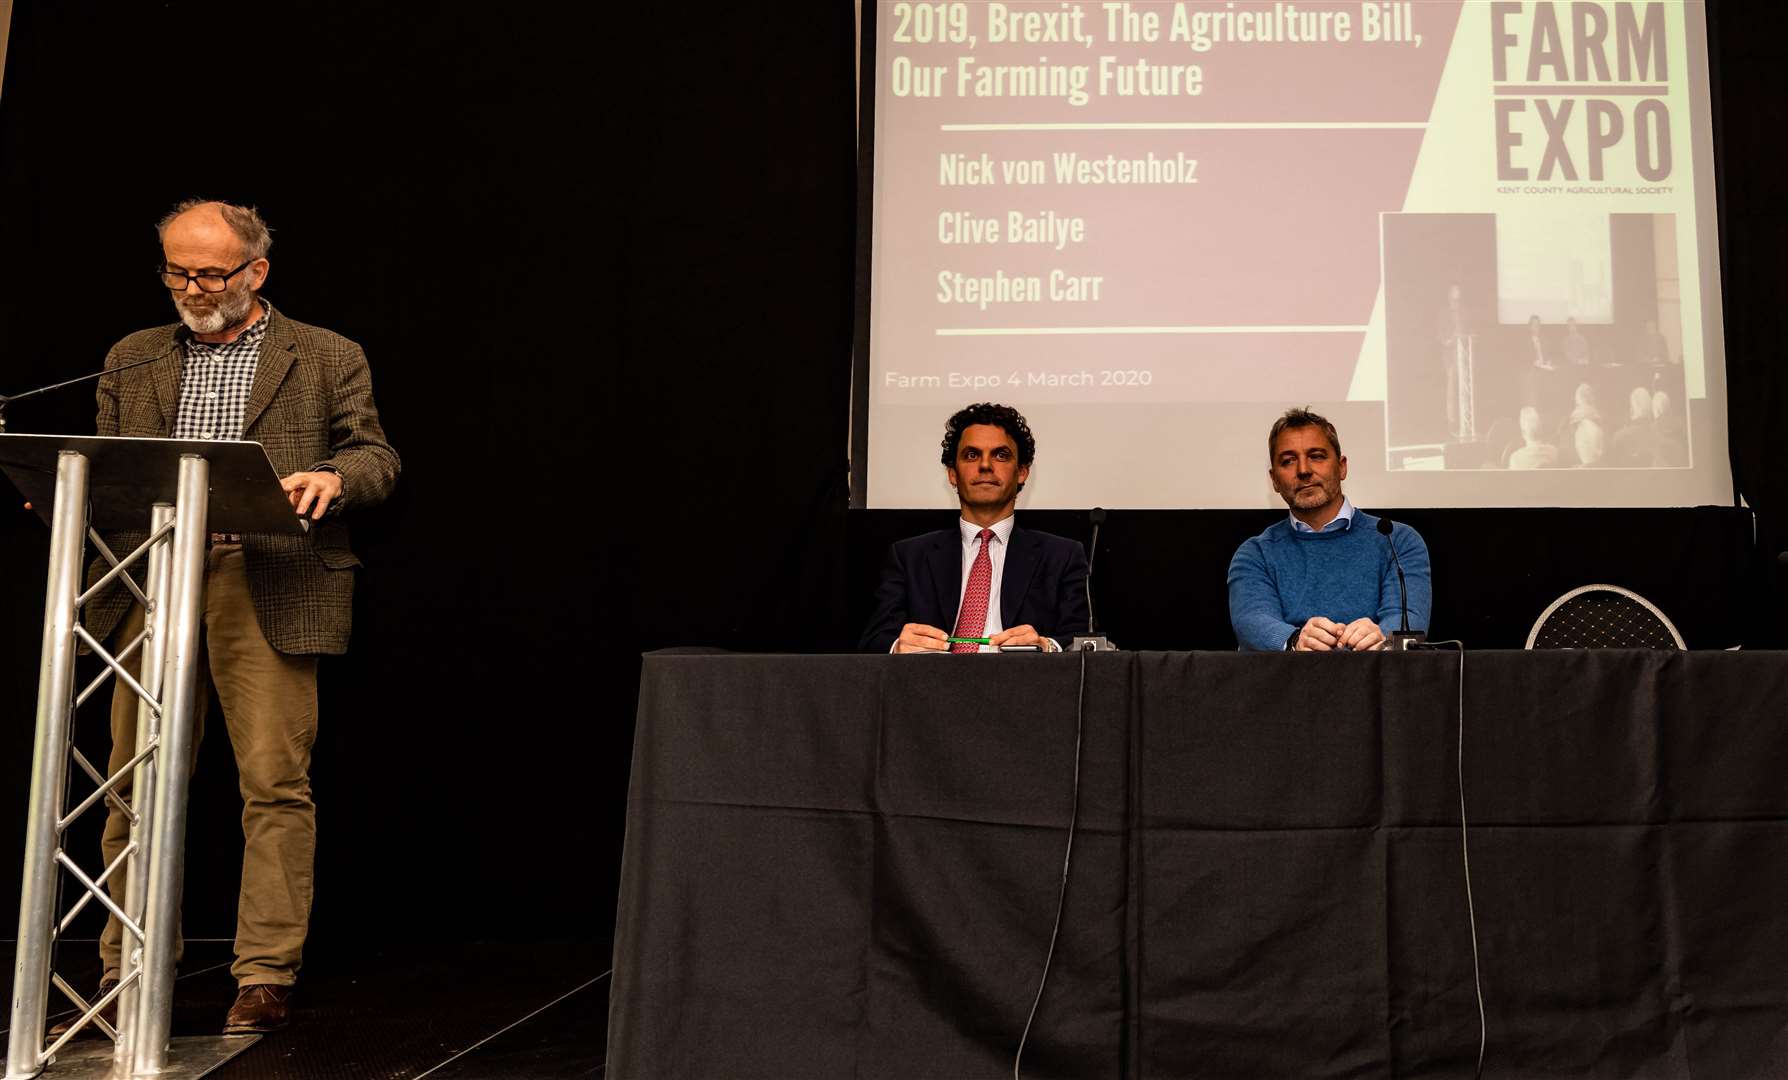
[859,403,1087,654]
[62,199,400,1037]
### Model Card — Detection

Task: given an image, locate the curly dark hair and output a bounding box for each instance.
[940,402,1037,468]
[1267,406,1341,462]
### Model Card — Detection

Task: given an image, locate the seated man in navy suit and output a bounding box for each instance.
[860,403,1089,653]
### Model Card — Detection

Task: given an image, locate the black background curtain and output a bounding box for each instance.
[0,0,1780,946]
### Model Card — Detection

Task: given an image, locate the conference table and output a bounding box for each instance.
[607,650,1788,1079]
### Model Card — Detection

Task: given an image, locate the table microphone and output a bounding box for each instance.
[1071,507,1116,651]
[1085,506,1104,633]
[1377,517,1426,650]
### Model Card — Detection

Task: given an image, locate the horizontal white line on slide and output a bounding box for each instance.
[940,122,1428,131]
[936,325,1369,336]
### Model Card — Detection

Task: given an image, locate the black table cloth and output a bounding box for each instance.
[608,651,1788,1078]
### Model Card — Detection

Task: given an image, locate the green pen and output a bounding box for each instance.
[947,636,991,645]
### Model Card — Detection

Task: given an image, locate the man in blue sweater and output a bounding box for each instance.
[1228,408,1432,651]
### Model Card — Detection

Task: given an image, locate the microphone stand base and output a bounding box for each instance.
[1389,631,1428,651]
[1070,635,1118,652]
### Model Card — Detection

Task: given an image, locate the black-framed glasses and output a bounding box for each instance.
[157,258,256,293]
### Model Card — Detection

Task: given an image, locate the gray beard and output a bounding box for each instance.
[174,288,257,335]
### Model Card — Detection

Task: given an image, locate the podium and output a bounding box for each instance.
[1,435,304,1080]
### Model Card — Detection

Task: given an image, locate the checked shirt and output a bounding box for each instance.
[172,304,270,441]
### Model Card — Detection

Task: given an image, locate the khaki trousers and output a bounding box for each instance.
[98,544,319,988]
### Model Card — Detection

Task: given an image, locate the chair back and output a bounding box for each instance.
[1525,584,1685,649]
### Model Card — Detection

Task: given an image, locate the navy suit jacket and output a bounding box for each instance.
[858,524,1090,652]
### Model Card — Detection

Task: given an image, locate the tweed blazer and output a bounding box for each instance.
[83,305,400,656]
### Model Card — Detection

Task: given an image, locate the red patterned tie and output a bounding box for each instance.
[952,528,995,654]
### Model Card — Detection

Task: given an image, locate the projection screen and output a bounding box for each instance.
[855,0,1730,510]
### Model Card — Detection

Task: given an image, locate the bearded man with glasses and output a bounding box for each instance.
[55,199,400,1038]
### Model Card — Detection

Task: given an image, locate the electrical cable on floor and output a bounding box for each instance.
[1013,644,1089,1080]
[412,970,612,1080]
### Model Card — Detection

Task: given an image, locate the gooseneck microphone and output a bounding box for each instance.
[1377,517,1409,633]
[1085,506,1105,634]
[1070,508,1115,652]
[1377,517,1426,649]
[0,354,164,433]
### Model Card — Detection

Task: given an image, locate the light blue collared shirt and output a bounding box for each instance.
[1288,497,1355,535]
[1281,497,1352,649]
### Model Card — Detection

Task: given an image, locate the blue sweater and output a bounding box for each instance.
[1227,510,1432,651]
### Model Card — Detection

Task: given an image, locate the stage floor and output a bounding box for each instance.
[0,938,609,1078]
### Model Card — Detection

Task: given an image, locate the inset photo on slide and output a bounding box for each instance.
[1382,212,1688,473]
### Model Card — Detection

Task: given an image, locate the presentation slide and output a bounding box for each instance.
[858,1,1730,510]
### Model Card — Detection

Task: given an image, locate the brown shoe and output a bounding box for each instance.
[223,984,291,1034]
[45,978,119,1041]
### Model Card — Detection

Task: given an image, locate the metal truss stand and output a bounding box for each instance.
[0,435,304,1080]
[1452,334,1478,441]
